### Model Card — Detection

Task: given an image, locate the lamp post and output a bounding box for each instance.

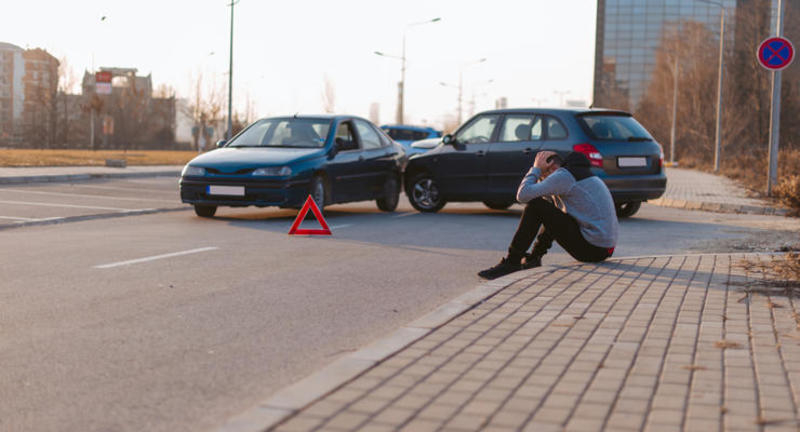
[698,0,725,172]
[375,17,441,125]
[439,58,487,124]
[226,0,239,140]
[669,54,679,165]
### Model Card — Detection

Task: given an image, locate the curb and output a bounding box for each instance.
[0,206,191,231]
[649,196,789,217]
[216,265,562,432]
[0,170,181,185]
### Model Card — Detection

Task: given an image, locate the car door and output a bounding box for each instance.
[437,113,500,199]
[353,119,389,199]
[487,113,543,199]
[326,120,363,203]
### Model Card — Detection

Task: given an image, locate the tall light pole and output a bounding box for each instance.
[375,17,441,125]
[670,55,679,165]
[440,58,487,124]
[698,0,725,172]
[226,0,239,140]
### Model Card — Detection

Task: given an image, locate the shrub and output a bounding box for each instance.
[775,175,800,215]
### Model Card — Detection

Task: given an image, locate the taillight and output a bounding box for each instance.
[573,143,603,168]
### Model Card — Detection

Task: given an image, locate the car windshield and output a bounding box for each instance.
[578,115,652,141]
[228,118,331,148]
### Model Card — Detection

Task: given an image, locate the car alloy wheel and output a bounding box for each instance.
[311,176,326,211]
[409,174,445,213]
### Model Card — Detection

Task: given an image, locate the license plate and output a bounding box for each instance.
[207,185,245,196]
[618,157,647,167]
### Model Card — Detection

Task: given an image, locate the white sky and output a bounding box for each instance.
[3,0,597,128]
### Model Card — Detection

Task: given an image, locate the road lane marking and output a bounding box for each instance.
[328,224,353,229]
[0,215,38,221]
[94,247,219,269]
[392,212,418,218]
[0,199,137,211]
[69,184,174,194]
[0,188,178,203]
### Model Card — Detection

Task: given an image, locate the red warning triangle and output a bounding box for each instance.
[288,195,332,235]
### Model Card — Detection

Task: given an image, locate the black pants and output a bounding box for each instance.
[509,198,611,263]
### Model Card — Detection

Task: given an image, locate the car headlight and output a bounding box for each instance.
[252,166,292,176]
[182,165,205,176]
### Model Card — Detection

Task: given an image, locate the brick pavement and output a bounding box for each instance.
[651,168,788,216]
[269,254,800,432]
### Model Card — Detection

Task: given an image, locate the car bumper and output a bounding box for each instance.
[179,176,311,207]
[603,174,667,203]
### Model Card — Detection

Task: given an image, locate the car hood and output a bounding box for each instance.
[188,147,326,170]
[411,137,441,149]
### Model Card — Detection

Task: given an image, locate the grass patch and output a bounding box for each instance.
[0,149,199,167]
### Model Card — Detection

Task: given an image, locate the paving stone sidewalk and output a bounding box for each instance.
[266,254,800,432]
[651,168,788,216]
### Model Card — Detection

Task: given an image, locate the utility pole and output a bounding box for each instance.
[670,56,679,165]
[227,0,238,140]
[767,0,785,196]
[713,5,725,172]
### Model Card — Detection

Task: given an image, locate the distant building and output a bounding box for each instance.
[0,42,58,146]
[495,97,508,109]
[565,99,588,108]
[369,102,380,125]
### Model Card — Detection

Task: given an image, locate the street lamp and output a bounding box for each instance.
[375,17,441,125]
[697,0,725,172]
[226,0,239,140]
[439,58,487,124]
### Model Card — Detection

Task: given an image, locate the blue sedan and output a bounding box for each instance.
[380,125,442,157]
[180,115,404,217]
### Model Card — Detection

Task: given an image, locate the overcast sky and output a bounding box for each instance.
[3,0,597,128]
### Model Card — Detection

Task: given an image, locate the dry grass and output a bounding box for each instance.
[0,149,198,167]
[735,253,800,297]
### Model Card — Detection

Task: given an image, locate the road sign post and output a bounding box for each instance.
[758,0,793,196]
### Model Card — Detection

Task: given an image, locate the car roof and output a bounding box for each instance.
[259,114,369,122]
[476,107,632,117]
[380,124,441,133]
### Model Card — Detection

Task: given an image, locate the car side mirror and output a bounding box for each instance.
[215,139,227,148]
[442,134,455,145]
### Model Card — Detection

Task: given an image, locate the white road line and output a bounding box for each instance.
[328,224,353,229]
[68,184,175,194]
[0,188,177,203]
[392,212,418,218]
[94,247,219,269]
[0,215,37,221]
[0,199,136,211]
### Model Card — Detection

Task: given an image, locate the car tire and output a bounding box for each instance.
[616,201,641,218]
[377,175,400,212]
[407,173,446,213]
[194,204,217,218]
[483,200,515,210]
[310,175,327,212]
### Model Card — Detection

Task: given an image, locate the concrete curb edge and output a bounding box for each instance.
[649,196,789,217]
[216,266,561,432]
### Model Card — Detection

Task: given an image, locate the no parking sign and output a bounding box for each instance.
[758,37,794,71]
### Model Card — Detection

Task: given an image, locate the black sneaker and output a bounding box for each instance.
[478,257,522,280]
[522,254,542,269]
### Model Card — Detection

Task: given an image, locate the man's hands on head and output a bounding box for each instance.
[534,151,559,178]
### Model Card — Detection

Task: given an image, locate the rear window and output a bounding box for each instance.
[382,128,431,141]
[578,115,652,141]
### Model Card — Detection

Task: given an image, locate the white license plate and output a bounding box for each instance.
[618,157,647,167]
[207,185,245,196]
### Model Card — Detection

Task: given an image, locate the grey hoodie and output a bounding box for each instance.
[516,166,619,248]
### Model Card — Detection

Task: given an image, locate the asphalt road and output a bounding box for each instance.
[1,177,798,432]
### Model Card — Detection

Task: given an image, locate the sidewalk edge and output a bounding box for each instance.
[649,196,789,216]
[0,170,180,184]
[216,266,561,432]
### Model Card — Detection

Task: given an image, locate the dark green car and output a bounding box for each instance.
[180,115,404,217]
[403,108,666,218]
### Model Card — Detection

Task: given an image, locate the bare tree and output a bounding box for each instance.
[183,71,225,151]
[322,75,336,114]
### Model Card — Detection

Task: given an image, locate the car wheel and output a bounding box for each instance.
[377,175,400,212]
[616,201,641,218]
[407,173,446,213]
[194,204,217,218]
[310,175,327,212]
[483,200,515,210]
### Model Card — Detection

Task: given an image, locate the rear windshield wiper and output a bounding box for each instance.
[627,136,652,142]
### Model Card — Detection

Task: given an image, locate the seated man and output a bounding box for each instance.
[478,151,618,280]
